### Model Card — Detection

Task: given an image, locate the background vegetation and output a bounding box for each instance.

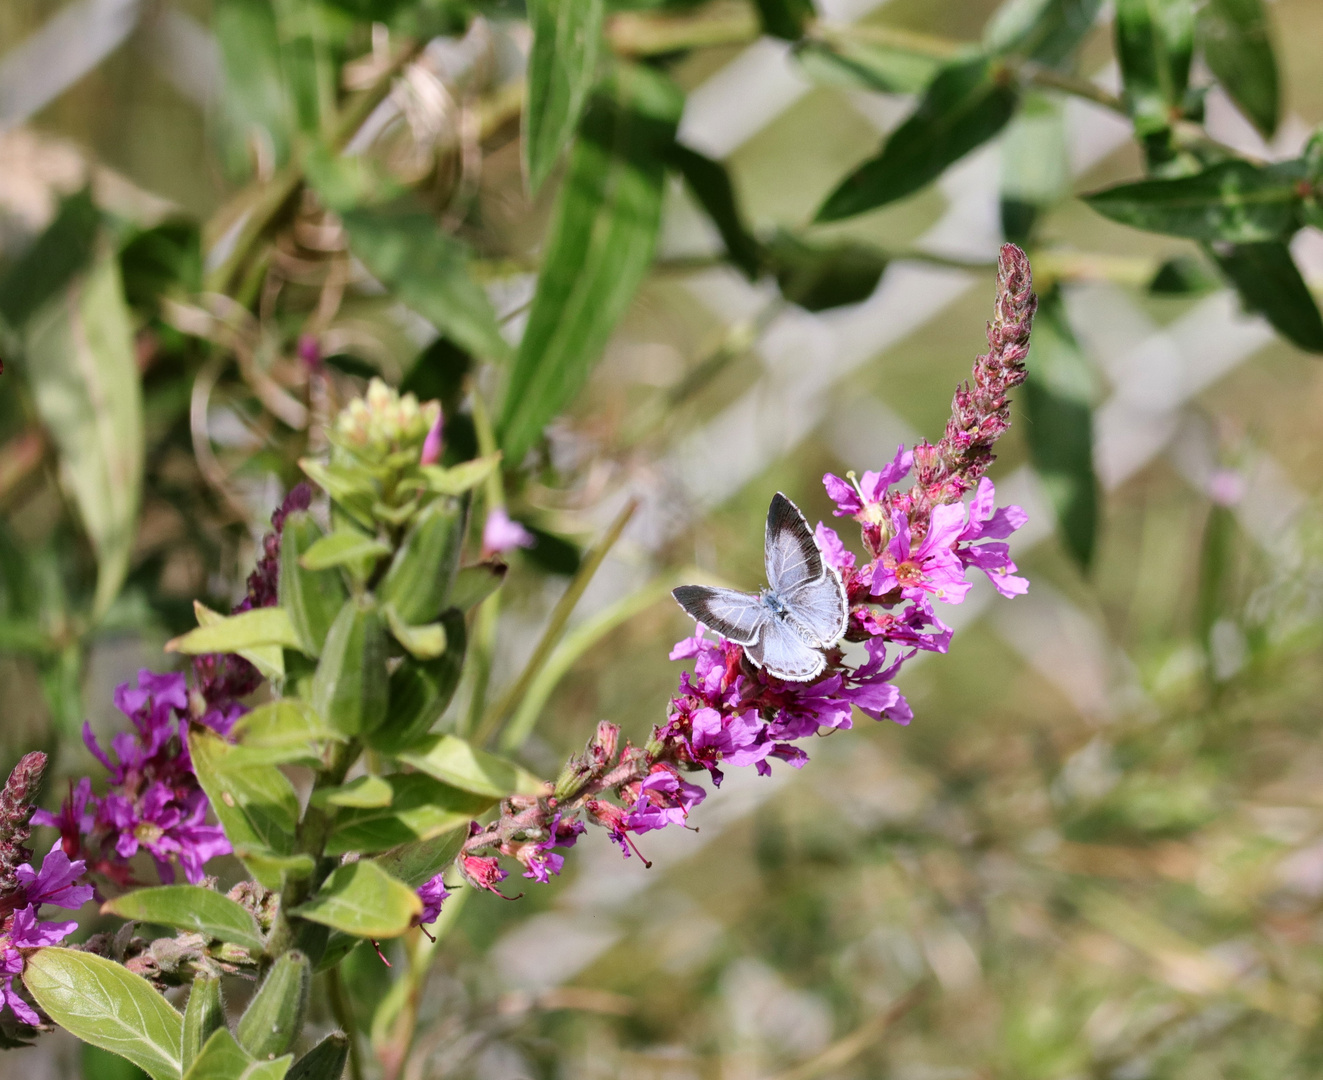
[4,0,1323,1076]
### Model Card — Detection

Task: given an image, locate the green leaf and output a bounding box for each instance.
[765,232,887,311]
[23,948,183,1080]
[236,952,308,1061]
[448,561,507,611]
[103,887,265,953]
[299,529,392,574]
[984,0,1103,66]
[298,459,376,529]
[167,606,303,656]
[792,38,947,96]
[1198,0,1279,139]
[417,455,502,497]
[214,0,294,177]
[497,63,683,464]
[816,56,1019,222]
[188,729,299,889]
[287,1034,348,1080]
[1084,159,1304,242]
[182,977,226,1074]
[1024,292,1099,569]
[366,610,467,752]
[20,250,144,622]
[325,773,493,856]
[230,699,345,758]
[233,850,315,887]
[1000,94,1067,245]
[525,0,606,192]
[398,734,545,799]
[292,860,422,939]
[1211,241,1323,353]
[1148,254,1220,294]
[379,498,467,623]
[340,206,509,363]
[311,598,390,737]
[752,0,814,40]
[373,829,468,890]
[1115,0,1195,137]
[279,512,347,658]
[384,606,447,659]
[192,602,286,683]
[667,143,763,279]
[184,1029,291,1080]
[310,774,395,809]
[0,189,99,328]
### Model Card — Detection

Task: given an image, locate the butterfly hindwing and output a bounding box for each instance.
[671,585,767,647]
[783,572,848,648]
[746,618,827,681]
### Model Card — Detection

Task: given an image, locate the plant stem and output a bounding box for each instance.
[462,391,503,735]
[477,498,638,749]
[606,2,759,55]
[327,966,367,1080]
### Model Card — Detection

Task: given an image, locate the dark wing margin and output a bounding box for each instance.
[672,585,765,646]
[765,492,825,593]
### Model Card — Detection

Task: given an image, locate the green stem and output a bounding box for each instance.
[476,498,638,749]
[461,392,504,736]
[327,966,367,1080]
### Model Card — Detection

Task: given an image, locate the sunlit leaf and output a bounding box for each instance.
[309,774,395,809]
[324,773,492,855]
[167,605,303,656]
[372,830,468,890]
[397,734,545,799]
[299,529,392,573]
[816,56,1019,221]
[383,606,447,659]
[1115,0,1195,138]
[184,1028,290,1080]
[103,887,265,953]
[24,949,182,1080]
[525,0,606,192]
[497,63,683,464]
[292,860,422,939]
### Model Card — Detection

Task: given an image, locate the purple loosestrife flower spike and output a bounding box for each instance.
[420,413,444,465]
[0,753,45,899]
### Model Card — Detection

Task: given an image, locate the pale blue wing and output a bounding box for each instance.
[745,618,827,682]
[672,585,768,646]
[784,570,848,648]
[764,493,823,596]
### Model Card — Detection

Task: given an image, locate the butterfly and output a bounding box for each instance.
[673,493,848,682]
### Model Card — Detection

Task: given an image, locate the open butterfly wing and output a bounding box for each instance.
[783,572,848,648]
[764,493,823,597]
[746,618,827,681]
[671,585,767,646]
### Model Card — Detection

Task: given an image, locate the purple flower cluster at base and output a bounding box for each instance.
[0,844,93,1025]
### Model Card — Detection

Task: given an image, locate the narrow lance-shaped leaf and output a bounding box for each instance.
[182,977,226,1074]
[1198,0,1279,139]
[1000,93,1067,245]
[398,734,545,799]
[1210,241,1323,353]
[792,37,948,96]
[1114,0,1195,137]
[311,598,389,737]
[764,232,887,312]
[20,249,144,622]
[667,143,763,279]
[278,511,348,656]
[984,0,1104,66]
[816,55,1019,222]
[752,0,814,40]
[23,948,183,1080]
[213,0,294,178]
[324,773,493,856]
[1023,291,1099,569]
[1084,159,1305,243]
[103,886,266,953]
[497,64,684,464]
[524,0,606,192]
[166,606,303,656]
[0,189,98,329]
[340,206,510,363]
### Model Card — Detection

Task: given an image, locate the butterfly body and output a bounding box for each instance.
[672,493,848,682]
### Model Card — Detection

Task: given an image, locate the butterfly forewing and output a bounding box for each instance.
[764,493,824,596]
[746,619,827,681]
[671,585,768,646]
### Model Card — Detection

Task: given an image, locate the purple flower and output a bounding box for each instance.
[870,503,972,605]
[0,844,92,1025]
[814,523,855,574]
[626,767,706,835]
[482,508,536,556]
[823,445,912,519]
[518,814,585,883]
[461,853,510,895]
[691,707,770,782]
[31,778,94,861]
[841,639,913,725]
[415,873,451,927]
[420,414,444,466]
[858,602,952,654]
[954,479,1029,598]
